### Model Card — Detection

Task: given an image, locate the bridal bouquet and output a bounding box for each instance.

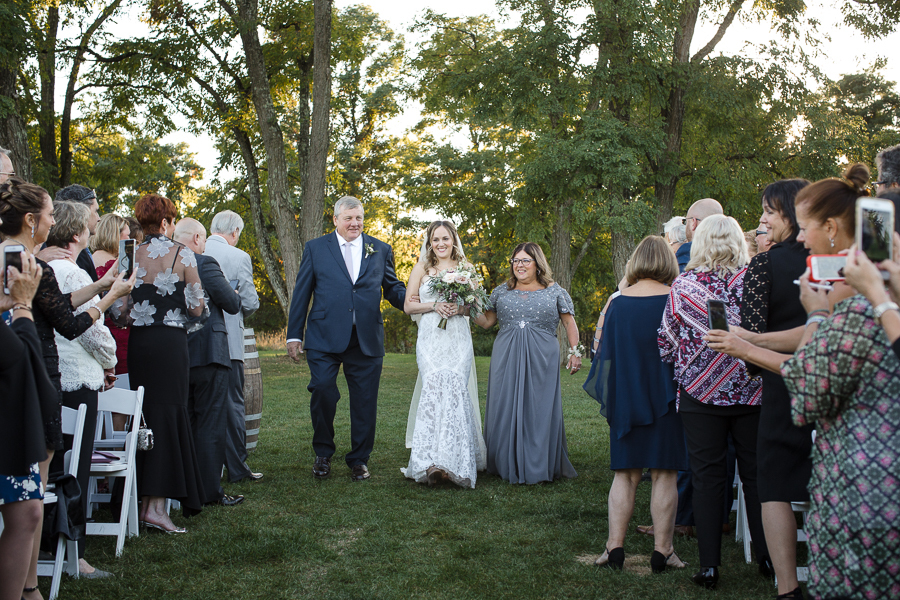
[427,261,491,329]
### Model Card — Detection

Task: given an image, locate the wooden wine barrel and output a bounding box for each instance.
[243,328,263,451]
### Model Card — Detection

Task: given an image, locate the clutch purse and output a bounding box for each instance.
[137,413,154,451]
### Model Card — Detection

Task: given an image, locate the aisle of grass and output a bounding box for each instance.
[57,351,780,599]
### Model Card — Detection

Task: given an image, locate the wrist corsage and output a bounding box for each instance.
[567,343,586,360]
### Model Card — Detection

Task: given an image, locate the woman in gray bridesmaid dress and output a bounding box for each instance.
[475,242,581,484]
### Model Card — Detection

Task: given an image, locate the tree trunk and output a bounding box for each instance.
[0,66,32,181]
[231,0,301,302]
[233,126,290,316]
[294,55,312,215]
[300,0,332,253]
[36,4,59,188]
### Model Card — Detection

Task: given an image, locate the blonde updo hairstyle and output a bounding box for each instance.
[90,213,129,254]
[686,214,749,275]
[422,220,464,272]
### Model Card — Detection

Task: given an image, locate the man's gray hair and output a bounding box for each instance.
[334,196,363,217]
[876,144,900,188]
[210,210,244,235]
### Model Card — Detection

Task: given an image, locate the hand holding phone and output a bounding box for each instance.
[856,198,894,277]
[3,244,25,295]
[118,239,136,279]
[807,255,846,283]
[707,299,729,331]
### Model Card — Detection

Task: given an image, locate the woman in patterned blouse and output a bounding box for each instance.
[658,214,769,590]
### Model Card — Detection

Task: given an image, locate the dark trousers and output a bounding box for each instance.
[675,438,737,526]
[224,360,251,482]
[188,364,230,504]
[306,327,383,468]
[59,386,98,560]
[680,394,768,567]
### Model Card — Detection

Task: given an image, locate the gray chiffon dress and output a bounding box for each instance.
[484,284,578,484]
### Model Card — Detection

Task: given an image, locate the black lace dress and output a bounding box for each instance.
[740,240,814,502]
[127,234,205,515]
[32,258,94,452]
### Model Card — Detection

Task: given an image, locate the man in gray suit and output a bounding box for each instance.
[176,219,245,506]
[204,210,262,483]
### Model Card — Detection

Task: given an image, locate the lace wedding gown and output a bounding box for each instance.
[402,276,487,488]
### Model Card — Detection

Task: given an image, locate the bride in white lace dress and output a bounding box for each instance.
[401,221,487,488]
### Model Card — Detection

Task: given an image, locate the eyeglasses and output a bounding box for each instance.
[755,230,766,236]
[510,258,534,266]
[0,171,14,177]
[874,181,887,187]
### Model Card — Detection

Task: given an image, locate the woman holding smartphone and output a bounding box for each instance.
[658,215,769,590]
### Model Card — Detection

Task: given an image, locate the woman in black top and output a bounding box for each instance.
[736,179,812,600]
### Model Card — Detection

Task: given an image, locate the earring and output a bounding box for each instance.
[31,222,35,238]
[829,238,835,248]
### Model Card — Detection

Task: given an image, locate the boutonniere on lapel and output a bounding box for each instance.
[365,243,377,258]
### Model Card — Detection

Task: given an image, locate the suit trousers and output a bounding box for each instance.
[188,364,230,503]
[306,327,383,467]
[679,391,769,567]
[224,359,251,482]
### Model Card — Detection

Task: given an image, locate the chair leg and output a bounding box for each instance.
[48,535,66,600]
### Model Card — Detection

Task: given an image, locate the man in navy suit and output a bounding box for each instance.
[286,196,406,481]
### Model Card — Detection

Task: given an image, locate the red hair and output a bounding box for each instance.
[134,194,177,235]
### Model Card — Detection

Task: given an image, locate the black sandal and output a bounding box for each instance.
[595,546,625,570]
[23,585,39,600]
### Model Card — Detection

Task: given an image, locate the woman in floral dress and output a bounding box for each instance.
[128,194,205,533]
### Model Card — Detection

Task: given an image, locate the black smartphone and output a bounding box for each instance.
[118,239,135,278]
[707,299,729,331]
[3,244,25,295]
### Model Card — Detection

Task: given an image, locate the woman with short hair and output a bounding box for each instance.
[585,236,688,572]
[658,214,770,589]
[46,200,119,578]
[475,242,580,484]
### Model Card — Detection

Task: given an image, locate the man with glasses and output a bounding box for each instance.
[0,147,14,184]
[875,143,900,195]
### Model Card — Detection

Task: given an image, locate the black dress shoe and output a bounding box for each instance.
[247,472,263,481]
[350,464,370,481]
[313,456,331,478]
[216,494,245,506]
[758,557,776,579]
[691,566,719,589]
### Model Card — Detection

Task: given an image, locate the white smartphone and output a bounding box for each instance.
[856,198,894,266]
[3,244,25,295]
[808,255,846,283]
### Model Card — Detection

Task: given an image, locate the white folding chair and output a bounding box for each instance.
[734,463,753,563]
[85,386,143,556]
[43,403,88,598]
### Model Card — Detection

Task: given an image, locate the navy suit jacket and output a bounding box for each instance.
[286,232,405,357]
[676,242,691,273]
[188,254,242,369]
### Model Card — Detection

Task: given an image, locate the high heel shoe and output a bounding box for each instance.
[691,566,719,589]
[650,550,686,574]
[141,520,187,534]
[775,587,804,599]
[594,546,625,570]
[759,557,776,579]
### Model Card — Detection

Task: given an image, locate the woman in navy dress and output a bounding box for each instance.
[584,236,688,573]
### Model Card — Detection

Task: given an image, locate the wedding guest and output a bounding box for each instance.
[402,220,486,487]
[0,178,132,593]
[843,233,900,353]
[0,244,48,600]
[54,185,101,281]
[875,142,900,195]
[663,216,686,255]
[781,165,900,600]
[658,214,770,589]
[91,213,132,388]
[130,194,205,532]
[175,218,244,506]
[475,242,579,484]
[744,230,759,258]
[46,201,118,578]
[204,211,262,483]
[584,236,688,573]
[124,216,144,244]
[739,179,811,600]
[0,146,14,184]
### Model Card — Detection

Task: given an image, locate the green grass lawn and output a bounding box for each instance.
[56,351,784,599]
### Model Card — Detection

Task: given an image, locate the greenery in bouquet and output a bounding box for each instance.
[427,261,491,329]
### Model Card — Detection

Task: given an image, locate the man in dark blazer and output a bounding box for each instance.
[286,196,406,481]
[174,219,245,506]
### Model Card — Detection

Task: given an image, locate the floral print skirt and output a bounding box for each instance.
[0,462,43,505]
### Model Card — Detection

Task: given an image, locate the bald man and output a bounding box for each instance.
[0,148,13,184]
[174,219,245,506]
